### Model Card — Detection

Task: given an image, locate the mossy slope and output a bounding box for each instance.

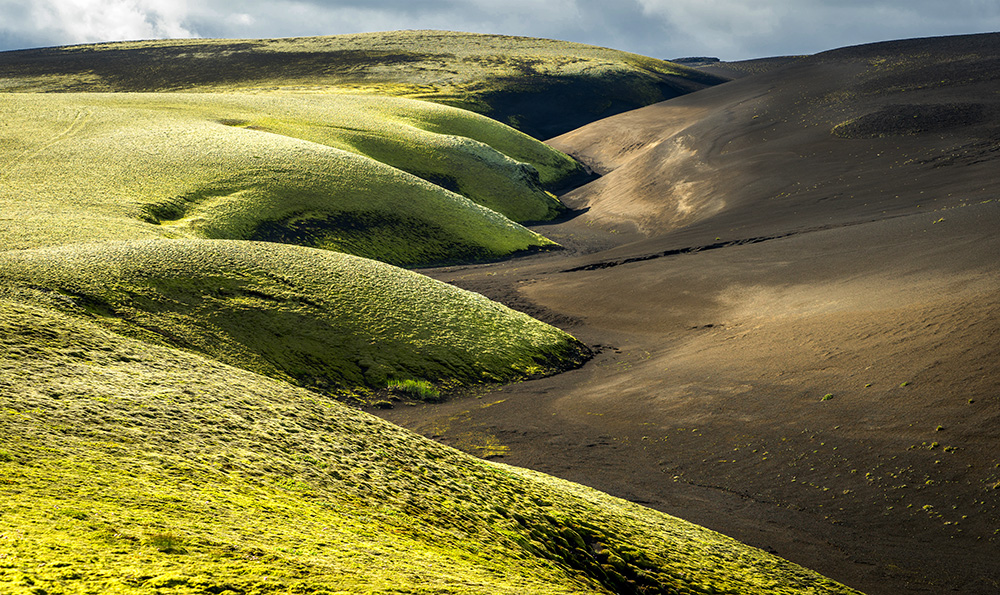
[0,30,726,138]
[0,240,588,397]
[0,299,863,595]
[0,93,570,265]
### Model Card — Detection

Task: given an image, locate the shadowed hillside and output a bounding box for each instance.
[0,30,726,139]
[547,32,1000,245]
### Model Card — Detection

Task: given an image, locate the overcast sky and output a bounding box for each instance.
[1,0,998,60]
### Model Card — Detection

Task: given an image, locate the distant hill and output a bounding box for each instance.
[0,30,726,138]
[691,56,805,79]
[548,32,1000,242]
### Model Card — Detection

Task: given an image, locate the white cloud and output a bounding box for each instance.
[226,12,255,27]
[1,0,999,58]
[4,0,197,47]
[634,0,1000,58]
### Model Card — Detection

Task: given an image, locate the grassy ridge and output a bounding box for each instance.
[0,30,726,138]
[0,93,571,266]
[0,299,863,595]
[0,240,588,398]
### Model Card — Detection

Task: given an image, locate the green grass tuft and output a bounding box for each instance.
[388,378,442,401]
[146,533,188,555]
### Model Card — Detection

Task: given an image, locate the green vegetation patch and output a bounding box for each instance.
[0,92,573,266]
[0,30,727,138]
[0,299,864,594]
[0,239,588,397]
[388,378,442,402]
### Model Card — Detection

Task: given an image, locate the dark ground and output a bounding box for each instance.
[377,33,1000,595]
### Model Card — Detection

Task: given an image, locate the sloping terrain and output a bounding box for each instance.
[0,240,588,399]
[380,33,1000,595]
[0,298,862,595]
[546,32,1000,245]
[0,30,726,138]
[0,92,573,267]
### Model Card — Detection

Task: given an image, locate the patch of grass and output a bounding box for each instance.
[388,378,442,401]
[146,532,188,554]
[821,393,835,401]
[0,299,864,594]
[0,240,589,398]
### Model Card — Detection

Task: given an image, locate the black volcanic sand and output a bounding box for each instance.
[377,33,1000,595]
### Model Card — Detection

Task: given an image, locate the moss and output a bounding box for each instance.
[0,299,865,594]
[0,240,588,398]
[0,30,726,138]
[0,92,565,266]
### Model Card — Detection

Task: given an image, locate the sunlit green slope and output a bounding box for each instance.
[0,299,863,595]
[0,30,726,138]
[0,240,587,398]
[0,92,578,266]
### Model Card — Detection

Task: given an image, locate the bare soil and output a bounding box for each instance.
[377,33,1000,595]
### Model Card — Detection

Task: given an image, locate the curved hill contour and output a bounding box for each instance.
[0,92,572,266]
[0,240,589,398]
[0,298,862,594]
[547,32,1000,247]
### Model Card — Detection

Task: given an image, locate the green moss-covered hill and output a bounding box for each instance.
[0,30,726,138]
[0,92,578,266]
[0,240,588,399]
[0,297,863,595]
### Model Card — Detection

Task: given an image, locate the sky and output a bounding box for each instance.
[1,0,999,61]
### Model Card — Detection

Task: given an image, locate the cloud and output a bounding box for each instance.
[0,0,196,49]
[1,0,999,59]
[635,0,1000,58]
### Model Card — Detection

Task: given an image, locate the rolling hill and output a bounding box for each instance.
[0,239,589,400]
[0,289,862,595]
[0,91,575,267]
[0,30,726,139]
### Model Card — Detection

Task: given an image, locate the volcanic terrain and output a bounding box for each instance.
[379,32,1000,595]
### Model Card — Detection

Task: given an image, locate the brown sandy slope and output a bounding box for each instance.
[377,33,1000,595]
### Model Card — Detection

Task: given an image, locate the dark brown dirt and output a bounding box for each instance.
[377,32,1000,595]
